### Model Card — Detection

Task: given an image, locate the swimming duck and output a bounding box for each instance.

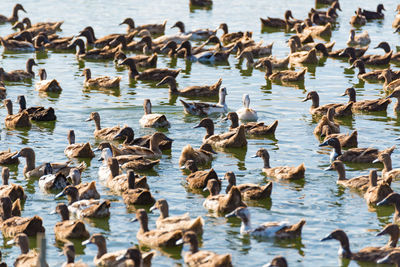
[119,17,167,35]
[82,234,127,266]
[0,35,36,51]
[236,94,258,121]
[226,207,305,238]
[203,179,246,214]
[310,8,338,25]
[44,34,74,50]
[290,35,335,53]
[0,4,25,23]
[106,159,149,193]
[119,57,180,81]
[347,29,370,46]
[180,87,228,116]
[349,59,400,82]
[3,99,31,128]
[171,21,215,40]
[67,168,100,200]
[314,108,340,136]
[21,17,63,35]
[177,40,231,63]
[387,88,400,112]
[64,130,95,158]
[139,99,170,128]
[8,233,48,267]
[150,199,204,235]
[35,68,63,93]
[0,58,37,81]
[225,112,279,136]
[239,51,290,69]
[302,22,332,38]
[253,148,305,180]
[314,43,353,58]
[18,95,56,121]
[360,4,385,20]
[288,40,318,65]
[0,197,45,237]
[322,128,358,148]
[376,224,400,249]
[177,231,233,267]
[152,30,192,46]
[217,23,244,44]
[56,186,110,218]
[319,137,395,163]
[86,112,122,140]
[0,168,26,203]
[224,171,272,200]
[156,76,222,97]
[181,160,219,190]
[375,42,400,63]
[67,38,120,60]
[364,170,393,205]
[263,256,288,267]
[62,243,89,267]
[38,163,69,192]
[77,27,121,48]
[81,68,121,89]
[340,47,392,66]
[122,183,155,206]
[341,87,391,112]
[53,203,90,240]
[0,149,19,164]
[350,8,367,26]
[178,144,216,167]
[236,40,274,58]
[373,153,400,180]
[260,10,302,29]
[114,51,158,68]
[302,91,353,117]
[379,69,400,92]
[264,59,306,83]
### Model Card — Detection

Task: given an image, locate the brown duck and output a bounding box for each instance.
[86,112,121,140]
[181,160,219,190]
[119,57,180,81]
[224,171,272,200]
[0,58,37,82]
[156,75,222,97]
[225,112,278,136]
[53,203,90,240]
[0,4,26,23]
[302,91,353,117]
[3,99,31,128]
[178,143,216,167]
[341,87,391,112]
[0,167,26,203]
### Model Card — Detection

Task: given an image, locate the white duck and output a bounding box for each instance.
[180,87,228,116]
[35,69,62,93]
[98,148,114,181]
[347,29,370,46]
[139,99,171,128]
[236,94,258,121]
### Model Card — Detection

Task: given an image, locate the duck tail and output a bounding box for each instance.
[297,68,307,79]
[213,254,232,266]
[149,53,158,66]
[76,161,87,173]
[25,216,45,236]
[344,130,358,148]
[294,163,306,176]
[383,145,396,156]
[384,176,393,187]
[290,219,306,235]
[267,120,279,134]
[229,125,247,147]
[211,78,223,90]
[12,198,21,217]
[143,251,156,266]
[261,181,273,198]
[188,216,204,235]
[179,99,191,110]
[95,200,111,214]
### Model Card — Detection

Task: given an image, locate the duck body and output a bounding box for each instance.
[342,87,390,112]
[347,30,370,46]
[139,99,170,128]
[1,210,45,238]
[224,172,272,200]
[54,203,90,240]
[203,180,246,214]
[180,87,228,116]
[69,199,110,219]
[36,78,62,93]
[322,130,358,148]
[178,144,215,167]
[82,68,121,89]
[38,168,69,192]
[86,112,121,140]
[302,91,353,117]
[157,76,222,97]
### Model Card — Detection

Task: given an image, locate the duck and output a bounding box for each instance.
[350,8,367,26]
[181,160,219,190]
[176,231,233,267]
[64,130,95,158]
[77,27,120,48]
[253,148,305,180]
[0,58,37,81]
[387,88,400,112]
[236,40,274,58]
[178,144,216,167]
[44,35,74,50]
[217,23,244,44]
[67,38,120,60]
[53,203,90,240]
[35,68,63,93]
[67,168,100,200]
[319,137,395,163]
[302,21,332,38]
[180,87,228,116]
[340,47,392,66]
[347,29,371,46]
[0,197,45,237]
[17,95,57,122]
[133,209,183,247]
[264,59,306,83]
[106,159,149,193]
[203,179,246,214]
[177,40,232,63]
[341,87,391,112]
[263,256,288,267]
[156,75,222,97]
[0,167,26,202]
[290,35,335,53]
[260,10,301,29]
[224,171,272,200]
[376,224,400,249]
[302,91,353,117]
[3,99,31,128]
[373,153,400,180]
[119,57,180,81]
[119,17,167,35]
[0,4,26,23]
[379,69,400,92]
[122,184,155,206]
[360,4,385,20]
[224,112,279,136]
[62,243,89,267]
[236,94,258,121]
[322,128,358,148]
[288,40,319,65]
[7,233,48,267]
[226,207,305,238]
[314,43,352,58]
[38,163,70,192]
[194,118,248,148]
[349,59,400,82]
[114,51,158,68]
[190,0,212,7]
[0,35,36,51]
[81,68,121,89]
[56,186,110,218]
[150,199,204,235]
[375,42,400,63]
[238,51,290,69]
[310,8,338,25]
[115,247,155,267]
[364,170,393,205]
[377,193,400,224]
[314,108,340,136]
[171,21,215,40]
[21,17,63,35]
[86,112,122,140]
[0,149,19,164]
[139,99,170,128]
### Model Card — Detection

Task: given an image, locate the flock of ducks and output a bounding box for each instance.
[2,0,400,266]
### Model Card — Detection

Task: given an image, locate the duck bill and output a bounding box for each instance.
[377,254,391,264]
[179,165,186,170]
[320,235,333,242]
[372,158,381,164]
[193,124,202,129]
[209,148,217,154]
[49,209,57,215]
[221,116,228,121]
[250,155,259,158]
[340,92,347,96]
[376,198,389,206]
[175,238,183,245]
[115,253,126,262]
[164,136,174,142]
[395,137,400,141]
[156,80,167,87]
[130,217,138,222]
[85,118,92,122]
[6,239,15,245]
[11,152,21,159]
[98,157,104,162]
[338,52,347,57]
[301,98,309,102]
[324,166,333,171]
[55,191,65,199]
[225,210,236,218]
[149,205,157,212]
[82,239,91,246]
[319,140,330,147]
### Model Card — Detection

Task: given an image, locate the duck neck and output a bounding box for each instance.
[109,160,119,178]
[388,231,399,248]
[335,164,346,181]
[96,242,107,259]
[123,134,134,145]
[84,70,91,82]
[167,80,178,93]
[310,95,319,109]
[357,63,366,75]
[240,216,252,233]
[60,209,69,221]
[188,238,199,254]
[2,205,11,221]
[159,205,169,219]
[26,61,34,76]
[261,155,271,169]
[383,157,393,172]
[184,48,192,58]
[339,236,352,258]
[204,124,214,139]
[229,117,239,129]
[149,139,162,155]
[139,218,149,233]
[348,90,356,103]
[76,41,86,55]
[11,7,20,22]
[127,172,136,189]
[265,62,273,77]
[66,253,74,264]
[25,152,36,172]
[93,117,101,131]
[127,62,140,78]
[218,91,226,106]
[67,192,79,205]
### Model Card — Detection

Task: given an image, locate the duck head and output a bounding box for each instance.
[223,171,236,193]
[171,21,185,33]
[266,256,288,267]
[321,229,351,258]
[225,206,249,221]
[252,148,271,168]
[301,91,319,107]
[223,112,239,129]
[176,231,199,253]
[376,223,399,248]
[115,247,142,266]
[375,41,391,53]
[377,192,400,206]
[194,118,215,135]
[119,18,135,28]
[180,159,198,173]
[377,4,385,13]
[55,185,79,204]
[217,23,228,34]
[150,198,169,218]
[204,179,221,196]
[98,148,113,162]
[113,126,134,143]
[341,87,356,102]
[319,138,342,162]
[38,68,47,81]
[81,68,92,81]
[8,233,29,254]
[160,41,178,54]
[67,39,86,54]
[54,203,70,221]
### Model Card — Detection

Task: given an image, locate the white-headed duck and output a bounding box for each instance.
[180,87,228,116]
[81,68,121,89]
[225,112,278,136]
[0,4,26,23]
[0,167,26,203]
[373,153,400,180]
[0,58,36,82]
[224,171,272,200]
[86,112,122,140]
[140,99,170,128]
[119,57,180,81]
[236,94,258,121]
[347,29,370,46]
[178,143,216,167]
[64,130,95,158]
[3,99,31,128]
[53,203,90,240]
[342,87,391,112]
[302,91,353,117]
[35,68,62,93]
[156,75,222,97]
[7,233,48,267]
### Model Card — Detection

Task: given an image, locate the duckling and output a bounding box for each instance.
[375,42,400,63]
[236,94,258,122]
[62,243,89,267]
[119,57,180,81]
[314,108,340,136]
[379,69,400,92]
[181,160,219,190]
[217,23,244,44]
[139,99,170,128]
[3,99,31,128]
[17,95,56,121]
[0,58,37,81]
[194,118,248,148]
[67,168,100,200]
[224,171,272,200]
[322,128,358,148]
[260,10,301,29]
[225,112,278,136]
[0,197,45,237]
[360,4,385,20]
[347,29,370,46]
[122,185,155,206]
[156,76,222,97]
[180,87,228,116]
[387,88,400,112]
[114,51,157,69]
[81,68,121,89]
[264,59,306,83]
[364,170,393,205]
[119,18,167,35]
[253,148,305,180]
[302,91,353,117]
[350,8,367,26]
[0,168,26,203]
[35,68,62,93]
[150,199,204,235]
[0,4,26,23]
[177,231,233,267]
[340,47,392,66]
[53,203,90,240]
[56,186,110,218]
[86,112,121,140]
[263,256,288,267]
[226,207,305,238]
[373,153,400,180]
[179,144,216,167]
[349,59,400,82]
[320,137,395,163]
[38,163,69,192]
[8,233,48,267]
[171,21,215,40]
[203,179,246,214]
[342,87,390,112]
[64,130,95,158]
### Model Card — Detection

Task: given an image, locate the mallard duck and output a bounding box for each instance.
[3,99,31,128]
[302,91,353,117]
[322,128,358,148]
[379,69,400,92]
[340,47,392,66]
[171,21,215,40]
[177,231,233,266]
[114,51,157,68]
[288,40,318,65]
[253,148,305,180]
[181,160,219,190]
[236,94,258,121]
[364,170,393,205]
[81,68,121,89]
[38,163,69,192]
[62,243,89,267]
[0,4,25,23]
[119,57,180,81]
[56,186,110,218]
[156,76,222,97]
[180,87,228,116]
[0,167,26,202]
[360,4,385,19]
[263,256,288,267]
[224,171,272,200]
[0,197,45,237]
[67,38,120,60]
[373,153,400,180]
[260,10,301,29]
[203,179,246,214]
[52,203,90,240]
[350,9,367,26]
[7,233,48,267]
[150,199,204,235]
[387,88,400,112]
[264,59,306,82]
[319,137,395,163]
[82,234,126,266]
[314,107,340,136]
[64,130,95,158]
[67,168,100,200]
[217,23,244,44]
[375,42,400,63]
[86,112,121,140]
[224,112,278,136]
[139,99,170,128]
[119,17,167,35]
[226,207,305,238]
[17,95,56,121]
[35,68,62,93]
[178,144,216,167]
[347,29,370,46]
[349,59,400,81]
[0,58,37,81]
[341,87,390,112]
